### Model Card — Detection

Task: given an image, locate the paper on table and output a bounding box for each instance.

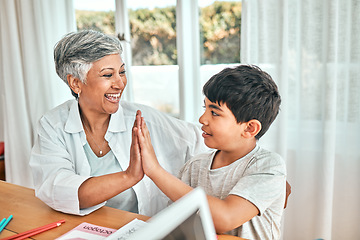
[105,219,147,240]
[55,222,116,240]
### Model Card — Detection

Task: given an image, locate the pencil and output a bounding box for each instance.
[0,218,6,230]
[0,215,13,233]
[1,219,65,240]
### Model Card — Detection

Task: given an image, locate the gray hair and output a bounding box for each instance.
[54,30,123,98]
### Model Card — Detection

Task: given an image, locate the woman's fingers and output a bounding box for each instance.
[129,124,144,182]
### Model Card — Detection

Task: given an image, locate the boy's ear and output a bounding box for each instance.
[67,74,82,95]
[242,120,262,138]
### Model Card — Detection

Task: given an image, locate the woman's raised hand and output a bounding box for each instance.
[126,110,144,184]
[136,110,161,178]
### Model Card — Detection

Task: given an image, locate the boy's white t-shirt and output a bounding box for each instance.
[178,145,287,240]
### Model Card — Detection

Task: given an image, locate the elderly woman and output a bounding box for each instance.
[29,30,207,216]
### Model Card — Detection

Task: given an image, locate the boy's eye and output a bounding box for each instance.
[211,111,219,116]
[120,70,126,75]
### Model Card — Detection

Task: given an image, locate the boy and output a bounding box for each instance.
[133,65,286,239]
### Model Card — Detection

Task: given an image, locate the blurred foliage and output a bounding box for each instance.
[200,1,241,64]
[75,1,241,65]
[129,6,177,65]
[76,10,115,34]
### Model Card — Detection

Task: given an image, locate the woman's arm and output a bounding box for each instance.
[78,113,144,209]
[30,112,144,214]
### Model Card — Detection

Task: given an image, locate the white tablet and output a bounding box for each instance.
[128,187,217,240]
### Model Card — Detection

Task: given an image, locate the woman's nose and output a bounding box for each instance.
[112,74,126,89]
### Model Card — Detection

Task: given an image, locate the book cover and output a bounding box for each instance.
[55,222,116,240]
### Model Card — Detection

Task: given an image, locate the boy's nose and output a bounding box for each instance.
[199,113,207,125]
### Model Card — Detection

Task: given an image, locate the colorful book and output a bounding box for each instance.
[55,222,116,240]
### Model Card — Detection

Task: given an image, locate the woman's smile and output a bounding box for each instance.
[105,92,122,103]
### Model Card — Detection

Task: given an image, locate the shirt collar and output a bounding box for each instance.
[64,100,83,134]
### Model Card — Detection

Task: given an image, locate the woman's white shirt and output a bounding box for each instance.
[84,144,138,213]
[29,99,207,216]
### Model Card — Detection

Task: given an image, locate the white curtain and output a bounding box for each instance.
[0,0,75,187]
[241,0,360,239]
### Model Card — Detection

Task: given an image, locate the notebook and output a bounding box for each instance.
[125,187,217,240]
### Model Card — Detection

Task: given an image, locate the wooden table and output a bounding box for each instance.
[0,181,243,239]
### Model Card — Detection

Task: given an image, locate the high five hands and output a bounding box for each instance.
[130,110,161,180]
[131,110,194,205]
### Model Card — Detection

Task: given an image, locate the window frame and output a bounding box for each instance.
[114,0,240,122]
[114,0,202,122]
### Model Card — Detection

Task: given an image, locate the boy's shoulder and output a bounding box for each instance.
[255,146,283,161]
[249,146,286,174]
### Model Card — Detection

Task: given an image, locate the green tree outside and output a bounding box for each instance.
[75,1,241,65]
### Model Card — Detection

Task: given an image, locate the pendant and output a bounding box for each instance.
[99,150,103,155]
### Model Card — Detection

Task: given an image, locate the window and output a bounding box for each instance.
[74,0,241,121]
[127,1,180,117]
[198,0,241,92]
[75,0,115,35]
[199,0,241,65]
[128,2,177,66]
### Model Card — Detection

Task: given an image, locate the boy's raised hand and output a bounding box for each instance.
[136,110,161,177]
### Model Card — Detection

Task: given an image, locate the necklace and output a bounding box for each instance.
[83,123,107,156]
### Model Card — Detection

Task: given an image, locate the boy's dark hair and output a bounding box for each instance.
[203,65,281,139]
